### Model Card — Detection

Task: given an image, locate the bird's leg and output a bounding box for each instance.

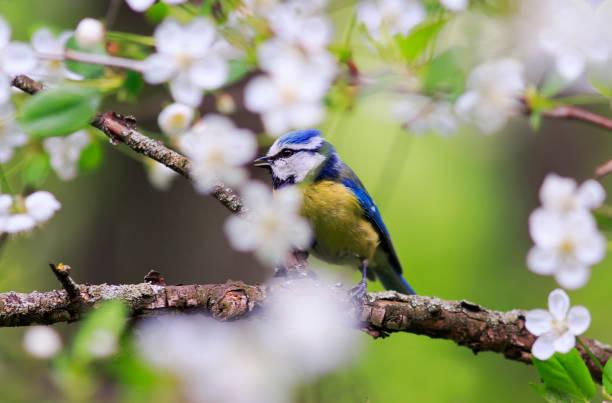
[275,250,312,278]
[350,259,368,302]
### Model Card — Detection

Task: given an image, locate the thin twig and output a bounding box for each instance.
[596,159,612,178]
[540,105,612,131]
[10,75,244,214]
[48,263,80,300]
[36,50,145,73]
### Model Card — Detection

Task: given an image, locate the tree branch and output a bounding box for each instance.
[0,280,608,383]
[10,75,244,214]
[8,75,612,383]
[541,105,612,131]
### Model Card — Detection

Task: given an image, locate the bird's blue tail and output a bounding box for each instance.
[376,268,416,295]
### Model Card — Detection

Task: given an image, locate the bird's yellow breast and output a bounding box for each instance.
[300,180,379,264]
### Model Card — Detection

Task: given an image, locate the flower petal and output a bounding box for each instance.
[0,16,10,48]
[529,208,563,248]
[2,42,37,75]
[555,265,590,290]
[241,181,270,210]
[5,214,36,234]
[553,331,575,354]
[143,53,177,84]
[525,309,553,336]
[567,306,590,335]
[184,18,215,57]
[556,49,586,81]
[531,332,556,360]
[576,179,605,209]
[224,215,258,252]
[574,230,606,265]
[527,246,558,275]
[158,103,194,136]
[244,76,280,113]
[539,173,576,211]
[189,56,228,90]
[31,28,60,54]
[0,194,12,212]
[25,191,61,222]
[169,74,204,107]
[548,289,570,321]
[154,19,184,56]
[126,0,156,12]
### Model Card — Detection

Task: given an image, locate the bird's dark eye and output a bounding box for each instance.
[279,148,295,158]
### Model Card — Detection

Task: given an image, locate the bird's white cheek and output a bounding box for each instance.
[293,153,325,182]
[272,160,293,181]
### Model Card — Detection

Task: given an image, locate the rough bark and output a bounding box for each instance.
[0,281,609,383]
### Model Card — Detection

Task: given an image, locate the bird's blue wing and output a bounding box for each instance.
[342,175,416,294]
[341,177,400,271]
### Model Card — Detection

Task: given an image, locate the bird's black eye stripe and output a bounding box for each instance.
[279,148,295,158]
[270,148,312,161]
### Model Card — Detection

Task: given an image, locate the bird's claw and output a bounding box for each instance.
[349,282,367,305]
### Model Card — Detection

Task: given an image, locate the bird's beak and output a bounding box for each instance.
[253,156,271,168]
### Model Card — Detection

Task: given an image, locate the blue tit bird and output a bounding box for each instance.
[254,129,415,295]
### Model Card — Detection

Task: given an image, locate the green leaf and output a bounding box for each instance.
[604,359,612,395]
[65,36,106,79]
[594,206,612,232]
[226,59,254,85]
[530,112,542,131]
[72,300,127,363]
[19,87,101,138]
[145,3,170,23]
[530,383,583,403]
[533,349,596,401]
[78,140,103,173]
[421,49,467,99]
[117,71,144,102]
[396,18,448,63]
[22,153,51,187]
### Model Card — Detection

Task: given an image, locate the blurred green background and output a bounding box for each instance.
[0,1,611,402]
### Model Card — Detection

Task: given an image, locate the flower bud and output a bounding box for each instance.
[75,18,105,48]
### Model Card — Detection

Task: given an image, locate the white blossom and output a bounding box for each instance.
[393,94,458,135]
[75,18,105,48]
[126,0,186,12]
[260,279,361,377]
[178,115,256,194]
[0,191,61,235]
[266,2,333,53]
[224,181,312,266]
[138,277,360,403]
[43,130,90,181]
[0,16,37,103]
[538,173,605,214]
[146,160,178,191]
[440,0,467,11]
[536,0,609,81]
[143,18,229,107]
[31,28,75,82]
[528,209,605,289]
[525,289,590,360]
[0,102,27,163]
[245,40,335,135]
[357,0,425,41]
[23,326,62,359]
[455,58,525,134]
[157,102,194,137]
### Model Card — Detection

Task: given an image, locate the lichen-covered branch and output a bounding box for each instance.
[10,75,244,214]
[0,281,609,383]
